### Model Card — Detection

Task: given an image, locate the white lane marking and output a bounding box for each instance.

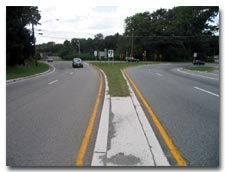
[69,72,74,75]
[177,68,219,81]
[156,73,163,77]
[148,69,163,77]
[48,80,58,85]
[74,69,77,71]
[194,87,219,97]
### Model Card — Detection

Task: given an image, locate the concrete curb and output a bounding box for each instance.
[6,62,55,85]
[182,67,219,75]
[91,67,169,166]
[121,70,169,166]
[91,69,110,166]
[177,68,219,80]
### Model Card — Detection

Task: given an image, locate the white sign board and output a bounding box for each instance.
[94,51,97,57]
[108,50,114,58]
[193,52,197,58]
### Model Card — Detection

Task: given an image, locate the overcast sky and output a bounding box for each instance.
[21,0,220,44]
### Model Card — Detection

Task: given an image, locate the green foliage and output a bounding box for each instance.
[186,66,215,72]
[6,62,49,80]
[36,6,219,62]
[206,56,215,62]
[124,6,219,61]
[6,6,41,66]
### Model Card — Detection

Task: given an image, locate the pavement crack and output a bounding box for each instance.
[130,95,157,166]
[107,97,116,152]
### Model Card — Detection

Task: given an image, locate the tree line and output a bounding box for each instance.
[123,6,219,61]
[7,6,219,66]
[37,6,219,62]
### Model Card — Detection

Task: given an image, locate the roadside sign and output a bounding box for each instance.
[94,50,97,57]
[108,50,114,58]
[193,53,197,58]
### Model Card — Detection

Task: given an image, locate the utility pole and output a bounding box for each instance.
[131,28,134,57]
[76,40,80,55]
[32,20,37,66]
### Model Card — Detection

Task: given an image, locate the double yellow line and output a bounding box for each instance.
[124,71,187,166]
[75,71,103,166]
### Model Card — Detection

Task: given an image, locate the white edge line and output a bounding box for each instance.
[177,68,219,81]
[91,69,110,166]
[194,86,219,97]
[48,79,58,85]
[122,70,170,166]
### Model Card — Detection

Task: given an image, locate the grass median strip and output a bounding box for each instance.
[6,62,49,80]
[90,62,155,97]
[185,66,215,72]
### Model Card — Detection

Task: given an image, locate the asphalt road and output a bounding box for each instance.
[7,61,100,166]
[126,63,219,166]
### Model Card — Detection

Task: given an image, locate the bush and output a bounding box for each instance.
[206,56,215,62]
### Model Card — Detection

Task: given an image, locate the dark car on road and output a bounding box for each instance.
[125,57,139,62]
[193,59,205,65]
[72,58,83,68]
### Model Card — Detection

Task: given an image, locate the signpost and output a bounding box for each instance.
[108,50,114,58]
[108,50,114,64]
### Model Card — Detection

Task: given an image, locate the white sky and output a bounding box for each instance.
[15,0,219,44]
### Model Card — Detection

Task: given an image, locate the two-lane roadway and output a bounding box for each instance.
[7,61,100,166]
[127,63,219,166]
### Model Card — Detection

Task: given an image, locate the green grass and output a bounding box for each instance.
[91,61,155,97]
[7,62,49,80]
[186,66,215,72]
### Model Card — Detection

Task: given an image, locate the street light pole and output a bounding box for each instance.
[33,18,59,66]
[41,19,59,24]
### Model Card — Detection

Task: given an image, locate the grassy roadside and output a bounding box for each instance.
[6,62,49,80]
[91,61,155,97]
[185,66,215,72]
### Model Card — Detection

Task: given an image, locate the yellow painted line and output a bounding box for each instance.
[75,71,103,166]
[124,71,187,166]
